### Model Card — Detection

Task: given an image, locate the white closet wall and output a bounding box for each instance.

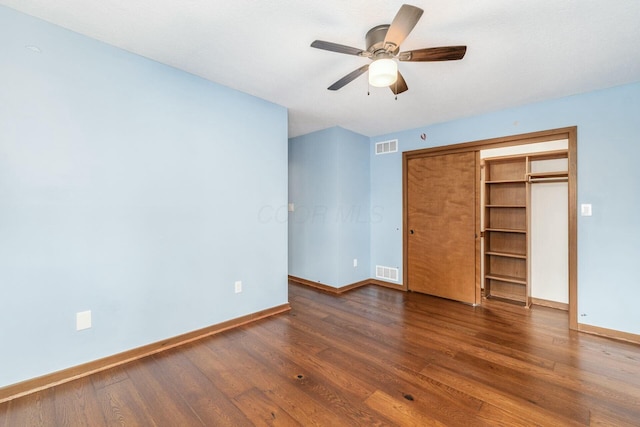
[530,177,568,303]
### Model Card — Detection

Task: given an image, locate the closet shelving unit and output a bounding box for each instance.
[482,150,568,306]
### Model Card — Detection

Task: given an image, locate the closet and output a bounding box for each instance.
[403,128,576,324]
[481,143,568,307]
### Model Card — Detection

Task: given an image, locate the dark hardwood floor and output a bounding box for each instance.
[2,282,640,426]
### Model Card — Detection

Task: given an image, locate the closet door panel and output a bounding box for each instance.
[406,151,477,304]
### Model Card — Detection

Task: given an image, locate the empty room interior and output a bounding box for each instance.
[1,1,640,425]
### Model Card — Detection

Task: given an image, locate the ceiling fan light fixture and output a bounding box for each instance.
[369,58,397,87]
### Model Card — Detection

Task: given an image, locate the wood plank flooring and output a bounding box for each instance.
[2,282,640,426]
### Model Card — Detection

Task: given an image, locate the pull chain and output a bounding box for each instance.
[395,77,398,100]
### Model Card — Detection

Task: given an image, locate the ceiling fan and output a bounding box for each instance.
[311,4,467,95]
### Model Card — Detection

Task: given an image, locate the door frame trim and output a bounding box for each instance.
[403,126,578,329]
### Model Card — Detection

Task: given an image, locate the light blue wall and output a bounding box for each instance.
[289,127,370,287]
[337,128,371,286]
[370,82,640,335]
[0,6,288,388]
[289,128,340,286]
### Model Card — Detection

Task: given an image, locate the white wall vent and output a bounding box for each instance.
[376,265,399,282]
[375,139,398,155]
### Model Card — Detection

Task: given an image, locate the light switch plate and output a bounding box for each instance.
[76,310,92,331]
[581,204,592,216]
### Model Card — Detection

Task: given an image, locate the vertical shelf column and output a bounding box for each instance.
[482,156,530,306]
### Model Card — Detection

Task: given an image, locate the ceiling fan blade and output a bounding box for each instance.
[390,71,408,95]
[399,46,467,62]
[311,40,365,56]
[328,64,370,90]
[384,4,424,52]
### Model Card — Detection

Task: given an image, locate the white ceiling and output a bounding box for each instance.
[3,0,640,138]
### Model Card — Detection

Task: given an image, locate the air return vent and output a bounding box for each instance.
[375,139,398,155]
[376,265,399,281]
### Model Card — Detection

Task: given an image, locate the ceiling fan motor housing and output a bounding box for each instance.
[366,24,397,55]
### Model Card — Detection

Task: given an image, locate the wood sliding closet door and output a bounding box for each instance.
[406,151,478,304]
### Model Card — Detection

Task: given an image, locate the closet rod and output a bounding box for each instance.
[528,177,568,183]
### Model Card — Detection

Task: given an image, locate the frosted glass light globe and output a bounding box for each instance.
[369,58,398,87]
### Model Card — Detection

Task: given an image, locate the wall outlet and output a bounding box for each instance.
[235,280,242,293]
[353,258,358,267]
[76,310,92,331]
